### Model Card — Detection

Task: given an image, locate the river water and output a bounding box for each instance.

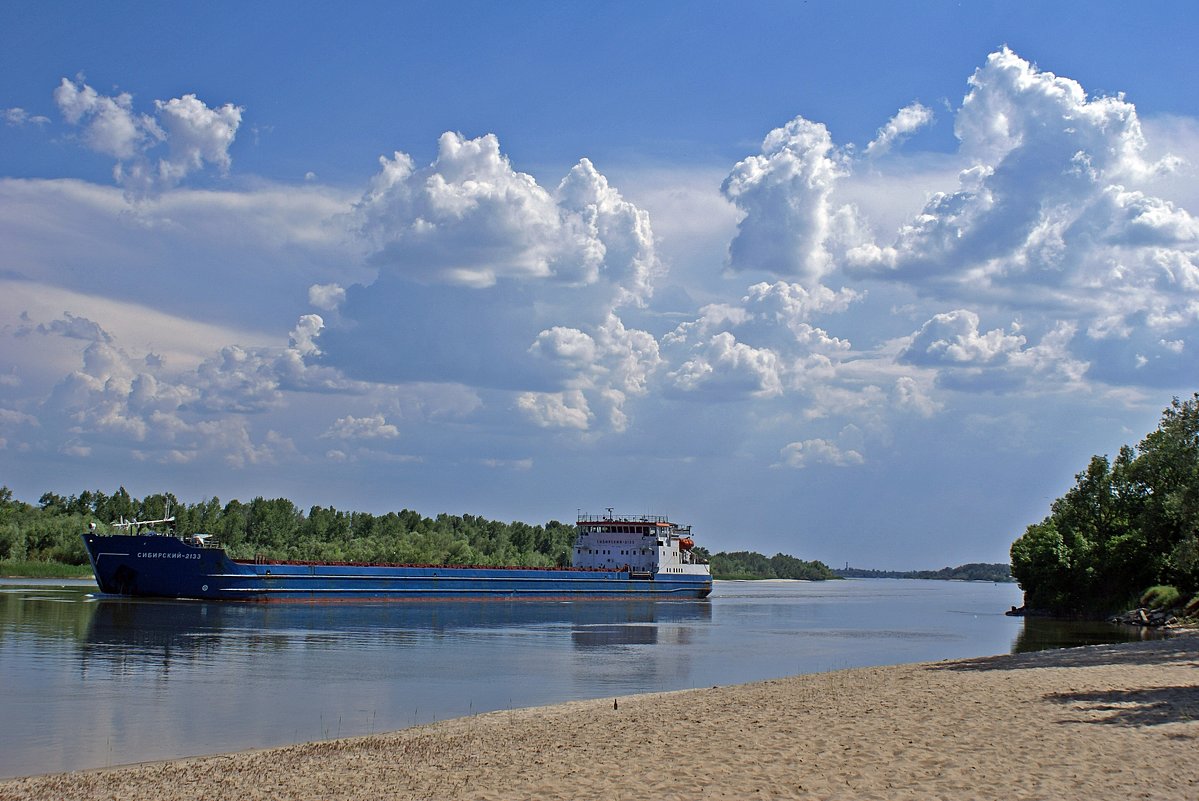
[0,577,1160,779]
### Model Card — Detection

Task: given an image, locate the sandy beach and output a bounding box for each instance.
[2,634,1196,801]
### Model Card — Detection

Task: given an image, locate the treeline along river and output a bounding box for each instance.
[0,577,1161,778]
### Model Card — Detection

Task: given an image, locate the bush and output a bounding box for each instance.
[0,523,26,561]
[1139,585,1182,609]
[1184,594,1199,618]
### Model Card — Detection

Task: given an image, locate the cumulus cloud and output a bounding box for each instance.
[308,283,346,311]
[899,310,1089,391]
[54,79,150,160]
[847,49,1190,292]
[54,78,242,197]
[737,281,859,351]
[556,158,662,306]
[779,438,864,468]
[892,376,942,417]
[865,102,934,157]
[353,132,658,301]
[25,311,114,343]
[515,389,592,430]
[22,305,382,466]
[659,280,858,404]
[667,331,784,398]
[154,94,241,183]
[288,314,324,356]
[900,309,1026,366]
[316,131,664,437]
[722,117,855,283]
[4,108,50,126]
[530,326,597,371]
[843,47,1199,388]
[322,413,399,440]
[527,313,662,430]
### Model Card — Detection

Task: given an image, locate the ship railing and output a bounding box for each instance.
[108,516,176,535]
[576,513,671,524]
[103,518,224,549]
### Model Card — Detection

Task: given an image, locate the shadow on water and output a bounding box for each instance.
[1012,616,1173,654]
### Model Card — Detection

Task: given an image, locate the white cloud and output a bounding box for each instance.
[658,278,859,406]
[288,314,324,356]
[667,331,783,399]
[527,313,663,431]
[847,49,1192,302]
[318,131,665,438]
[515,389,592,430]
[865,102,934,158]
[308,283,346,311]
[53,78,241,196]
[901,309,1025,366]
[530,326,597,370]
[153,94,241,182]
[899,310,1089,392]
[54,78,150,160]
[354,133,658,302]
[779,438,864,468]
[722,116,854,283]
[480,457,533,470]
[738,281,860,352]
[4,298,399,467]
[892,376,942,418]
[837,47,1199,391]
[4,108,50,126]
[322,413,399,440]
[556,158,662,307]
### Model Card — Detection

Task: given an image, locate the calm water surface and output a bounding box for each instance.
[0,577,1160,778]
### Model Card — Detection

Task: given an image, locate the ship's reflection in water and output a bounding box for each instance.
[571,623,658,647]
[83,596,712,659]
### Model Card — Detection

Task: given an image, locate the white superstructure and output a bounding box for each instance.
[573,512,710,577]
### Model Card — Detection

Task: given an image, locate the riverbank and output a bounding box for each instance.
[0,561,94,579]
[3,633,1196,801]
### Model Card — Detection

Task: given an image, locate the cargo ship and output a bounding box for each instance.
[81,512,713,601]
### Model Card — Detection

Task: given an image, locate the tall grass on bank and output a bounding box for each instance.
[1139,585,1182,609]
[0,560,95,579]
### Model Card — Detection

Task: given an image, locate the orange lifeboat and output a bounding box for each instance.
[678,537,694,550]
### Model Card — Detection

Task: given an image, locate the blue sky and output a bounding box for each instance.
[2,1,1198,569]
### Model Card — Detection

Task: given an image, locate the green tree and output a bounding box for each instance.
[1010,520,1073,609]
[1011,394,1199,613]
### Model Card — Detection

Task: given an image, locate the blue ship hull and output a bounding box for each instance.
[82,533,713,601]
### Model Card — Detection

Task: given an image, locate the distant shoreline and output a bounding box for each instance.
[4,633,1195,800]
[836,562,1014,582]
